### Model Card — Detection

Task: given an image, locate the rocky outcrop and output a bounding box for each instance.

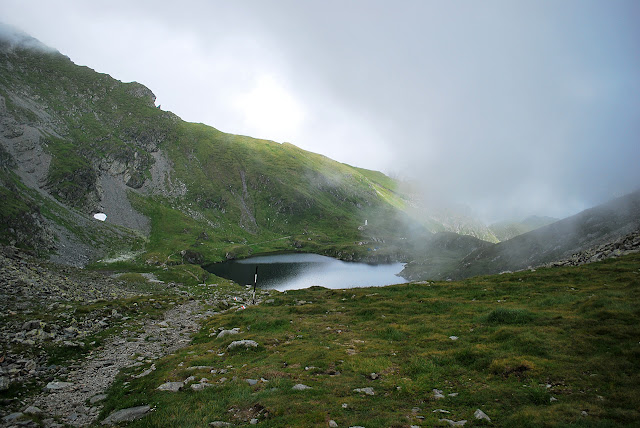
[544,228,640,268]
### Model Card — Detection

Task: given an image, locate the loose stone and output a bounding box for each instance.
[45,381,74,391]
[227,340,258,350]
[157,381,184,392]
[439,418,467,426]
[292,384,312,391]
[101,405,151,425]
[217,328,241,339]
[433,388,445,399]
[353,387,375,396]
[24,405,43,415]
[474,409,491,422]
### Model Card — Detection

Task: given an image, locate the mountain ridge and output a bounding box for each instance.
[0,28,495,267]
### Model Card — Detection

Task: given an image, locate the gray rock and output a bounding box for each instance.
[90,394,108,404]
[101,405,151,425]
[353,387,375,395]
[24,406,43,415]
[329,420,338,427]
[433,388,445,399]
[45,381,74,391]
[250,418,258,424]
[217,328,241,339]
[292,383,312,391]
[134,364,156,378]
[369,372,378,380]
[157,381,184,392]
[474,409,491,422]
[246,379,258,386]
[22,320,42,331]
[227,339,258,350]
[439,419,467,426]
[191,383,213,391]
[0,376,10,391]
[2,412,24,423]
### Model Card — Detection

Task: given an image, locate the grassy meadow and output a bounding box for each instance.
[98,253,640,427]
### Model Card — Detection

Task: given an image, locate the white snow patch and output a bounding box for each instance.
[93,213,107,221]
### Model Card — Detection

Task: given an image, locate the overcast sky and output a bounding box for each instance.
[1,0,639,222]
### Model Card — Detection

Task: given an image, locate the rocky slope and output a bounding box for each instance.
[0,244,274,427]
[405,190,640,280]
[542,228,640,268]
[447,190,640,279]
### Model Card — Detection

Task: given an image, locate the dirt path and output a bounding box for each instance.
[29,300,203,427]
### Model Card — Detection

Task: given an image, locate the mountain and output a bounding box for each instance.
[407,190,640,280]
[489,215,558,242]
[400,231,494,281]
[0,27,493,267]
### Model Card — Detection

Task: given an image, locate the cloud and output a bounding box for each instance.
[1,0,638,222]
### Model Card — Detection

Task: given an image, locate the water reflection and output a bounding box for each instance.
[204,253,405,291]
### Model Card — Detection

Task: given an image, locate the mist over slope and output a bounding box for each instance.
[0,27,498,266]
[489,215,558,242]
[405,190,640,280]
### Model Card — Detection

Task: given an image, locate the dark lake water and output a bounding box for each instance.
[204,253,406,291]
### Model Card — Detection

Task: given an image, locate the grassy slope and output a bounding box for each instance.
[99,254,640,427]
[446,191,640,280]
[1,44,428,264]
[123,120,426,264]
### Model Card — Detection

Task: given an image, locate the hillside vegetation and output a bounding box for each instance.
[1,29,492,268]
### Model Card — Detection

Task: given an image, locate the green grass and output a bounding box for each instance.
[97,253,640,427]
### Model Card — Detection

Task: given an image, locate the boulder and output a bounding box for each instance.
[45,381,74,391]
[292,384,312,391]
[353,387,375,396]
[101,405,151,425]
[217,328,241,339]
[157,381,184,392]
[439,419,467,426]
[474,409,491,422]
[227,340,258,350]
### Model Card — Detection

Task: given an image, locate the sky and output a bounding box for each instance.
[1,0,639,222]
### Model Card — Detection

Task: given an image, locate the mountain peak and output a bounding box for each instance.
[0,22,58,54]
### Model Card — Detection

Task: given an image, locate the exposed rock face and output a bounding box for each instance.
[0,37,181,264]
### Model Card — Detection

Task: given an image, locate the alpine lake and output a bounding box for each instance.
[204,253,406,291]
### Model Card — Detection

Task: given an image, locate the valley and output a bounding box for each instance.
[1,26,639,428]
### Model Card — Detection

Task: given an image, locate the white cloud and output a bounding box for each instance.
[232,74,306,142]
